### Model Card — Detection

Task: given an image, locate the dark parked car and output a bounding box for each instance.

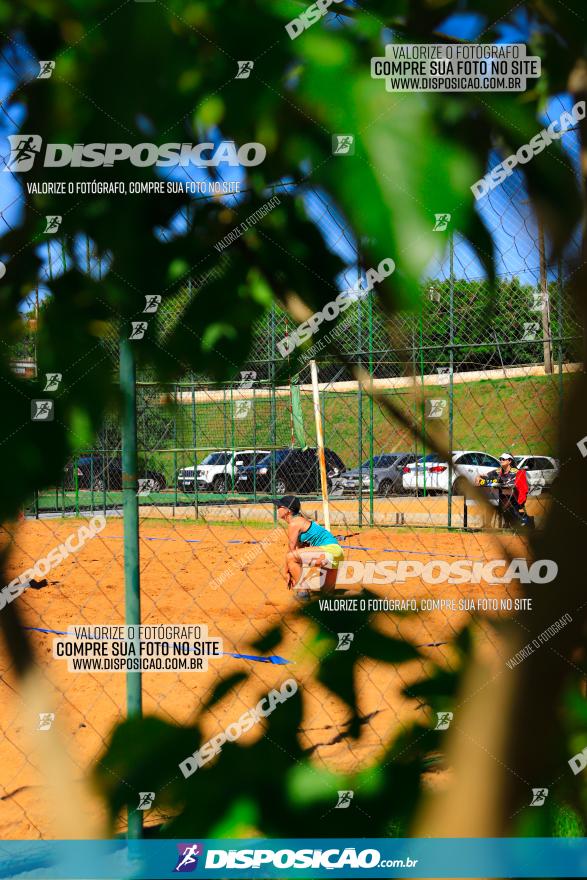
[236,447,346,495]
[331,452,420,496]
[65,455,167,492]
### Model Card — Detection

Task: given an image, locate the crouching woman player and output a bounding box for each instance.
[273,495,343,597]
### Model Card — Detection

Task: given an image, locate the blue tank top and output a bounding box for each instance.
[299,520,338,547]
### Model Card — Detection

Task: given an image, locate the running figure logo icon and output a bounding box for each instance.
[433,213,451,231]
[336,633,354,651]
[129,321,148,340]
[44,373,62,391]
[435,711,453,730]
[31,400,54,421]
[236,61,254,79]
[37,61,55,79]
[174,843,203,872]
[44,216,62,233]
[530,788,549,806]
[426,399,447,419]
[332,135,355,155]
[137,791,155,810]
[4,135,43,172]
[335,790,354,809]
[143,295,161,313]
[37,713,55,731]
[234,370,256,419]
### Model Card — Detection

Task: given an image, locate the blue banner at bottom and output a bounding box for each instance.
[0,838,586,878]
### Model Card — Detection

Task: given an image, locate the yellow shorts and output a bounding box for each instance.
[296,543,344,570]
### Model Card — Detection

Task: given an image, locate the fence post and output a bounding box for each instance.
[270,305,277,524]
[173,384,178,516]
[74,455,79,517]
[119,334,143,840]
[90,454,94,514]
[368,291,374,527]
[447,231,455,528]
[191,382,198,520]
[252,386,258,502]
[357,292,363,527]
[557,257,564,452]
[230,384,235,493]
[419,299,427,497]
[538,217,553,374]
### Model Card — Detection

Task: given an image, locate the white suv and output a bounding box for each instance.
[514,455,559,494]
[402,450,501,495]
[177,450,270,494]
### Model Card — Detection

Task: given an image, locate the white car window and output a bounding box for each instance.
[478,454,499,467]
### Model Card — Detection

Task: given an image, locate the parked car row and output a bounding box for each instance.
[64,448,559,498]
[177,447,346,495]
[176,447,559,497]
[401,451,559,495]
[177,450,269,494]
[64,455,167,491]
[331,453,419,496]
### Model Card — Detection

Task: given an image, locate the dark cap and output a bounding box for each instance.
[273,495,300,514]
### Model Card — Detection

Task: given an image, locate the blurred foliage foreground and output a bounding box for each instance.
[0,0,587,844]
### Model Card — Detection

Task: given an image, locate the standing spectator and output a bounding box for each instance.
[476,452,532,527]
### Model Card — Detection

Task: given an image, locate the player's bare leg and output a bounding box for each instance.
[286,549,335,595]
[285,550,304,589]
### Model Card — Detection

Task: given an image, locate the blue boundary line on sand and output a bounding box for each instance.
[99,535,479,560]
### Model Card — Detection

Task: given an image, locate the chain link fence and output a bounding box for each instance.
[2,107,583,840]
[24,214,581,528]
